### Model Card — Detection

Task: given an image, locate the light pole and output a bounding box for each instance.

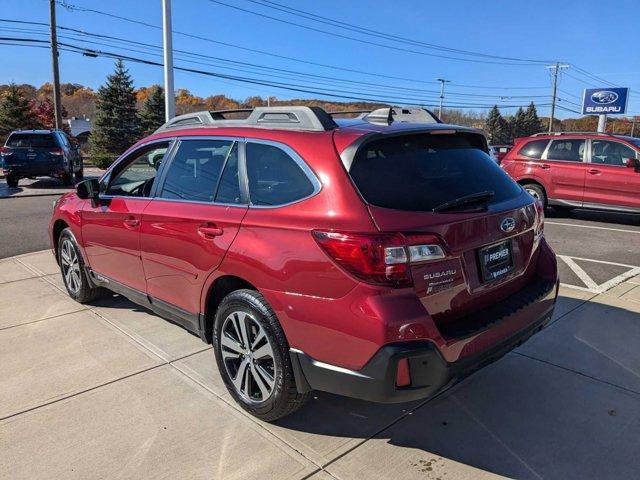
[436,78,450,120]
[162,0,175,121]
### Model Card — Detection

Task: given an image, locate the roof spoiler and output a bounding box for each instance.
[329,107,441,125]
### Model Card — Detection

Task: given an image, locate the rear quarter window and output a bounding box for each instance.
[349,133,521,212]
[517,139,548,159]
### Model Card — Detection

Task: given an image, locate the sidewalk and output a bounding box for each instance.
[1,250,640,479]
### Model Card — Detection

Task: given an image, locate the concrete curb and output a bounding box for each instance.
[0,192,65,200]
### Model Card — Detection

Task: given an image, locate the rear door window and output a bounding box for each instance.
[349,133,521,212]
[246,142,316,206]
[160,140,236,202]
[6,133,58,148]
[517,140,548,159]
[546,139,585,162]
[591,140,637,166]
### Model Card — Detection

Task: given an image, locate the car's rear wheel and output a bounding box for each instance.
[58,228,105,303]
[75,162,84,181]
[213,289,310,421]
[523,183,547,208]
[6,173,18,188]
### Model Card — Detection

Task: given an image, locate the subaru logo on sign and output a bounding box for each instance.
[500,217,515,233]
[591,91,618,105]
[582,87,629,114]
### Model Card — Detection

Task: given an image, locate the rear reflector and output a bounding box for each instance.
[395,358,411,387]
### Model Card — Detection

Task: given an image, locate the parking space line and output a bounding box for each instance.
[558,254,640,294]
[546,221,640,235]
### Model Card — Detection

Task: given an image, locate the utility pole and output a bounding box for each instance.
[546,62,569,132]
[631,116,636,137]
[162,0,175,121]
[436,78,450,120]
[49,0,63,130]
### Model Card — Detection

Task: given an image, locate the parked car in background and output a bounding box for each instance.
[489,144,512,164]
[50,106,558,421]
[501,132,640,214]
[1,130,83,187]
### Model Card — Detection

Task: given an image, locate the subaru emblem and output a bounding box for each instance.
[500,217,516,232]
[591,91,618,105]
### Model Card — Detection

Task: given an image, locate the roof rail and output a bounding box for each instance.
[155,106,338,133]
[531,131,615,137]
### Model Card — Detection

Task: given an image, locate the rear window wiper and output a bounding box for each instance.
[432,190,495,213]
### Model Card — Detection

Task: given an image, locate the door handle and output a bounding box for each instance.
[587,169,601,175]
[123,216,139,229]
[198,224,224,239]
[538,163,551,170]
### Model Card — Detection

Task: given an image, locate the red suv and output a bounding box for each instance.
[50,106,558,420]
[501,132,640,213]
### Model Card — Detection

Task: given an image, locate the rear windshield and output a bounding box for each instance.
[349,133,522,211]
[6,133,58,148]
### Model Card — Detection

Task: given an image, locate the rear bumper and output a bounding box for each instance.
[3,164,65,177]
[290,279,557,403]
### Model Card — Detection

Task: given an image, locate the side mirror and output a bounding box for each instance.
[624,157,640,171]
[76,178,100,207]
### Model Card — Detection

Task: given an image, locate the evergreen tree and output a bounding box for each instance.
[90,60,140,159]
[0,84,39,136]
[509,107,526,140]
[139,85,165,136]
[523,102,543,136]
[485,105,510,144]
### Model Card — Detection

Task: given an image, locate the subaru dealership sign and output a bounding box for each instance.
[582,87,629,115]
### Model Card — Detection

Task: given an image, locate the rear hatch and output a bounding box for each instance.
[2,133,62,173]
[345,130,543,335]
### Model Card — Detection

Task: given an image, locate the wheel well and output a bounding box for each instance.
[52,220,70,262]
[203,275,256,343]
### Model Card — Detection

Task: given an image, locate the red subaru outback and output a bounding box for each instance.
[50,106,558,421]
[501,132,640,214]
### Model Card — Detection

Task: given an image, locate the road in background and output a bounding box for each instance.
[0,196,55,258]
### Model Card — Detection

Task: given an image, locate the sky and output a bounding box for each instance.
[1,0,639,119]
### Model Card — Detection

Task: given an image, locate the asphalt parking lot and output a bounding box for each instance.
[1,176,640,479]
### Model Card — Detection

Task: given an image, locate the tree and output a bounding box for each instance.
[29,98,71,134]
[0,83,39,137]
[509,107,526,140]
[90,60,140,160]
[485,105,510,144]
[523,102,543,136]
[139,85,165,136]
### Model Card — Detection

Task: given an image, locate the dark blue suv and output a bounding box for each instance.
[1,130,83,187]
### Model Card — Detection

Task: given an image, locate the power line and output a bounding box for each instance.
[243,0,553,63]
[0,36,551,109]
[205,0,546,66]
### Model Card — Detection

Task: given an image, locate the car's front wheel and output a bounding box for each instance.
[213,289,310,421]
[58,228,105,303]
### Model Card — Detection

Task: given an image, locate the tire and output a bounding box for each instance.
[62,170,73,186]
[523,183,547,208]
[213,289,310,421]
[58,228,105,303]
[75,161,84,181]
[6,173,18,188]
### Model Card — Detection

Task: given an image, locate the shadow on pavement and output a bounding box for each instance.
[271,295,640,479]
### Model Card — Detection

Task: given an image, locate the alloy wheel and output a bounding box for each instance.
[525,187,540,201]
[60,239,81,294]
[221,311,277,403]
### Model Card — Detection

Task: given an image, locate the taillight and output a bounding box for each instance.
[49,148,64,156]
[0,146,12,155]
[533,201,544,241]
[312,231,446,288]
[395,358,411,387]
